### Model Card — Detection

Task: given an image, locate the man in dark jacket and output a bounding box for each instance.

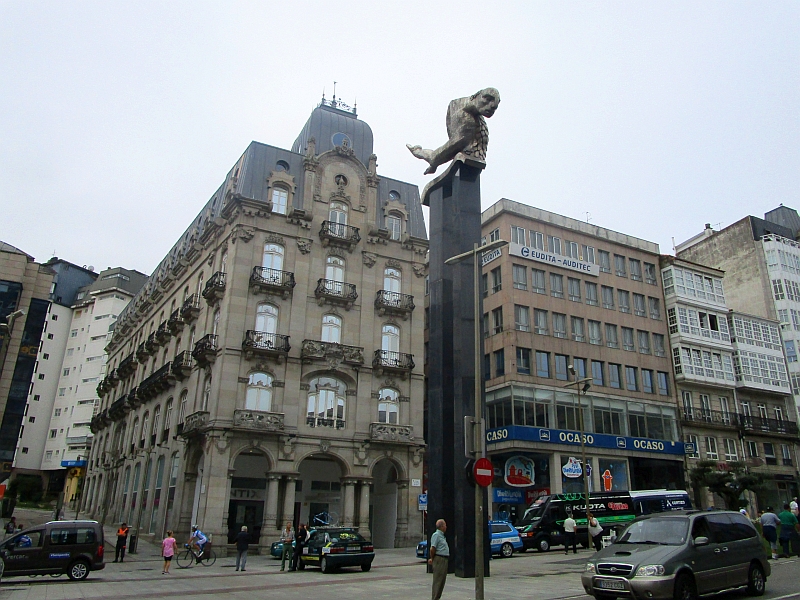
[289,523,308,571]
[234,525,250,571]
[114,523,130,562]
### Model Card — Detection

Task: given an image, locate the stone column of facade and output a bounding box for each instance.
[197,438,233,554]
[341,479,356,527]
[261,474,281,547]
[394,479,409,547]
[551,453,562,494]
[281,476,297,525]
[178,472,198,537]
[357,480,371,539]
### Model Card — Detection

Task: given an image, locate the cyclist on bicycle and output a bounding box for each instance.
[188,525,208,558]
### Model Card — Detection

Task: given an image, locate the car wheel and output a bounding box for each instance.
[361,563,371,572]
[67,560,90,581]
[673,573,697,600]
[501,543,514,558]
[320,557,331,574]
[536,538,550,552]
[747,562,766,596]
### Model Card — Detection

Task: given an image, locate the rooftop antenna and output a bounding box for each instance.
[672,237,676,253]
[333,81,337,102]
[585,212,592,224]
[321,87,326,101]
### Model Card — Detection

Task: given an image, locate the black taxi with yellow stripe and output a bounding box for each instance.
[296,527,375,574]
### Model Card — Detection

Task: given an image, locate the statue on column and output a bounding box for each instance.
[407,88,500,175]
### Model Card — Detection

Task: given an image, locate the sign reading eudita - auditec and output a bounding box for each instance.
[509,243,600,277]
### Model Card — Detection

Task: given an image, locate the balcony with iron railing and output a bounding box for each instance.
[202,271,227,305]
[372,350,415,374]
[171,350,193,380]
[242,331,290,361]
[736,414,799,437]
[319,221,360,251]
[126,387,141,409]
[180,293,202,322]
[306,414,345,429]
[117,354,136,379]
[155,320,171,345]
[138,362,174,401]
[145,333,158,354]
[375,290,415,319]
[168,308,185,334]
[136,342,150,363]
[315,279,358,309]
[192,334,218,366]
[249,266,296,298]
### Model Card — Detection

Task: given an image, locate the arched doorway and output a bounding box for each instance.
[227,449,269,543]
[372,459,398,548]
[298,456,344,527]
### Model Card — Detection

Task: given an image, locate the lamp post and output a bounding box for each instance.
[445,237,508,600]
[564,365,592,549]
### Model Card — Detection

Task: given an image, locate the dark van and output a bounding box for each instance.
[0,520,105,580]
[516,491,637,552]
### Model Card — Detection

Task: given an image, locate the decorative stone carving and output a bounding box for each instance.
[407,87,500,175]
[265,233,285,245]
[233,409,285,432]
[299,383,310,391]
[182,411,210,435]
[412,264,427,278]
[281,436,296,460]
[370,423,414,443]
[362,252,377,267]
[355,441,370,466]
[320,440,331,453]
[386,259,401,268]
[412,446,424,467]
[231,225,255,244]
[312,150,368,209]
[327,247,346,259]
[297,238,313,254]
[301,340,364,368]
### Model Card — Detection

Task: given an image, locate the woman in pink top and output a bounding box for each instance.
[162,530,178,574]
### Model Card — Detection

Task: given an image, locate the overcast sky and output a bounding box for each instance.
[2,1,798,275]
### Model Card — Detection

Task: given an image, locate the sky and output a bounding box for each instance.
[2,1,798,276]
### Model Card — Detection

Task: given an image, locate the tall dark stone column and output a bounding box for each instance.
[425,161,489,578]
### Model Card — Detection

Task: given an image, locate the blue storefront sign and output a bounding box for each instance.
[486,425,685,456]
[492,488,526,504]
[61,460,87,467]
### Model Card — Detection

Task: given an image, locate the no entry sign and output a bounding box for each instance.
[474,458,493,487]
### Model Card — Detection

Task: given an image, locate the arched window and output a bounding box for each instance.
[188,327,196,351]
[220,250,228,273]
[321,314,342,343]
[196,273,204,297]
[246,372,273,411]
[202,377,212,411]
[386,213,402,241]
[150,455,165,534]
[382,324,400,353]
[307,376,346,429]
[140,412,150,448]
[275,160,290,173]
[329,201,348,236]
[163,398,173,442]
[167,452,181,514]
[255,303,278,334]
[272,187,288,215]
[388,190,400,201]
[326,256,345,283]
[263,243,284,272]
[121,466,131,520]
[129,462,142,522]
[151,405,161,445]
[212,308,221,336]
[178,390,188,432]
[182,286,190,302]
[378,388,399,424]
[130,417,139,452]
[383,268,401,293]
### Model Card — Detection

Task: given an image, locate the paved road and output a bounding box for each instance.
[0,547,798,600]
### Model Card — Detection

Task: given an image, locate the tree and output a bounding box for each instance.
[688,460,768,510]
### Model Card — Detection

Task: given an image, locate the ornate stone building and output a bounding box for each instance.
[84,98,428,551]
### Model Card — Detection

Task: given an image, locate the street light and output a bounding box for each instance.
[564,365,592,549]
[445,237,508,600]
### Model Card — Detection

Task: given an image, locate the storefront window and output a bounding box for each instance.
[598,458,628,491]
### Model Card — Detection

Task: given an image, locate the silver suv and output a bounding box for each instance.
[581,510,769,600]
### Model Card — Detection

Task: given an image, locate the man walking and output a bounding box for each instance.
[778,503,799,558]
[428,519,450,600]
[114,522,130,563]
[760,507,780,560]
[564,512,577,554]
[280,521,294,571]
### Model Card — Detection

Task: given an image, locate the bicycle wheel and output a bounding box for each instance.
[176,550,194,569]
[327,511,339,526]
[200,549,216,566]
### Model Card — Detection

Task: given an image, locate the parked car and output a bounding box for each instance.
[416,520,523,560]
[270,540,286,558]
[296,528,374,573]
[0,520,105,581]
[581,510,769,600]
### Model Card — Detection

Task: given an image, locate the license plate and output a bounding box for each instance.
[347,545,361,552]
[599,580,625,590]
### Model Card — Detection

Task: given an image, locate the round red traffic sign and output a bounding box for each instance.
[474,458,494,487]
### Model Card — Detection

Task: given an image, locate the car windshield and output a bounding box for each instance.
[518,503,546,526]
[617,517,688,546]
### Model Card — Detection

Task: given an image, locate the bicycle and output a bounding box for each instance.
[311,511,339,527]
[176,543,217,568]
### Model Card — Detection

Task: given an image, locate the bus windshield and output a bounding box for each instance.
[518,503,547,526]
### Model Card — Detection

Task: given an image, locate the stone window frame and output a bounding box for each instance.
[382,197,409,242]
[245,371,275,412]
[266,170,297,216]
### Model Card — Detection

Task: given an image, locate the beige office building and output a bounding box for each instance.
[84,99,428,551]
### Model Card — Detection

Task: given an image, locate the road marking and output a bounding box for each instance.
[768,593,800,600]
